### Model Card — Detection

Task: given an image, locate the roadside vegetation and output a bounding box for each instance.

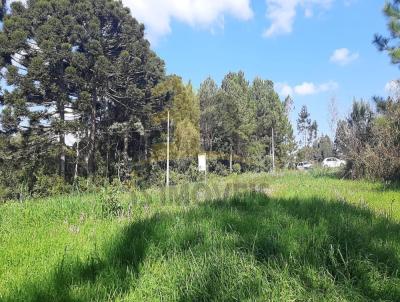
[1,171,400,301]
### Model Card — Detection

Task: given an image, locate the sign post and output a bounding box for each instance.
[198,154,207,183]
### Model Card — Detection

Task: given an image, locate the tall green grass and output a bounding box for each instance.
[1,172,400,301]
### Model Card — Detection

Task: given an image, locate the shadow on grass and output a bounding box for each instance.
[7,193,400,301]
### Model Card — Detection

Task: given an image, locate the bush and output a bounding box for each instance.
[134,162,165,188]
[73,176,96,193]
[121,172,138,191]
[169,170,188,186]
[185,163,202,182]
[232,163,241,174]
[214,162,229,176]
[336,99,400,181]
[32,173,71,198]
[0,184,12,202]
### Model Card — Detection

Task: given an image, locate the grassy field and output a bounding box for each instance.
[1,171,400,301]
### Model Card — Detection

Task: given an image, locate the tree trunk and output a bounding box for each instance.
[59,103,66,178]
[116,143,121,181]
[144,134,148,161]
[84,127,90,177]
[88,88,97,175]
[205,123,209,151]
[123,125,129,179]
[106,135,110,180]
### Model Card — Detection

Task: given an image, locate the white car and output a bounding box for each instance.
[322,157,346,168]
[296,161,313,170]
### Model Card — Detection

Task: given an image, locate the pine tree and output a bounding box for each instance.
[374,0,400,65]
[283,95,294,115]
[199,77,218,152]
[308,120,318,145]
[0,0,5,21]
[219,71,255,165]
[297,105,310,147]
[250,78,295,168]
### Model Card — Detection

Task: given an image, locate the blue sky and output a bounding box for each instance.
[1,0,398,138]
[123,0,399,137]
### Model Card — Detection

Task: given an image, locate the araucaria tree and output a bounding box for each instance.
[0,0,165,195]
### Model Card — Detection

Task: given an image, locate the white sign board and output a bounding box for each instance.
[198,154,207,172]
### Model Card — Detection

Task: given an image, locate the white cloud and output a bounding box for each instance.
[263,0,333,38]
[276,81,338,96]
[294,82,317,95]
[123,0,253,43]
[276,83,294,96]
[330,48,359,65]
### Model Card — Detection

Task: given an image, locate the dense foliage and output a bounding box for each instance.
[335,98,400,180]
[0,0,168,199]
[199,73,295,172]
[335,0,400,181]
[0,0,294,200]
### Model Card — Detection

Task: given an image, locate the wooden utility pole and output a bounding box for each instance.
[272,127,275,173]
[229,145,233,173]
[166,110,170,187]
[74,134,80,181]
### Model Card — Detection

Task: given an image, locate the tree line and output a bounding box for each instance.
[199,73,295,171]
[0,0,295,199]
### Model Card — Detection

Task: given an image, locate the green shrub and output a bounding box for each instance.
[214,162,229,176]
[73,176,95,193]
[336,99,400,181]
[0,184,12,202]
[169,170,189,185]
[136,163,165,188]
[185,163,202,182]
[32,173,71,198]
[232,163,241,174]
